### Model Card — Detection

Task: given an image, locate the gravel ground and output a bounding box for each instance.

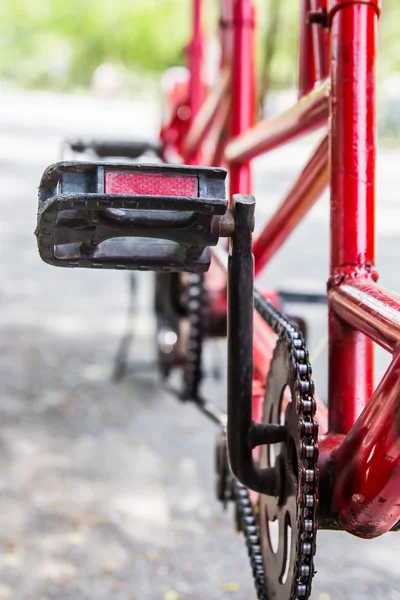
[0,90,399,599]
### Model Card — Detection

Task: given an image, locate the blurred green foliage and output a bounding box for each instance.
[0,0,191,89]
[0,0,399,91]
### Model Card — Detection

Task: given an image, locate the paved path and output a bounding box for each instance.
[0,91,399,599]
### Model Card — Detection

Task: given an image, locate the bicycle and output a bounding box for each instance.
[35,1,400,598]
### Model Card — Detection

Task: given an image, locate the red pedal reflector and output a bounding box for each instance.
[104,171,198,197]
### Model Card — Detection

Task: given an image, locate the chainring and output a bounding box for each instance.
[258,336,319,600]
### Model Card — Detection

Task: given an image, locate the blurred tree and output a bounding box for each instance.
[259,0,282,102]
[379,0,400,79]
[0,0,191,89]
[0,0,398,92]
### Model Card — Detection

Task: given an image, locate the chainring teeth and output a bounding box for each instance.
[254,292,319,600]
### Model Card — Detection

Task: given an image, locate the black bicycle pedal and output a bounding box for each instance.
[36,161,228,272]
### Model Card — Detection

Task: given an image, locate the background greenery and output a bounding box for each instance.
[0,0,399,92]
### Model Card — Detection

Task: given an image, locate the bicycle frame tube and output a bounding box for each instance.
[310,0,330,82]
[180,0,400,539]
[330,281,400,353]
[220,0,234,67]
[183,69,230,160]
[203,97,231,166]
[253,133,329,276]
[328,1,378,435]
[225,79,329,164]
[323,0,400,539]
[332,349,400,538]
[187,0,204,165]
[189,0,203,124]
[299,0,317,97]
[229,0,255,197]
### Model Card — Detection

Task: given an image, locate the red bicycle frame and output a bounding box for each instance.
[162,0,399,540]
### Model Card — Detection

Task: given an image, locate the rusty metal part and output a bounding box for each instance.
[217,208,235,237]
[307,8,328,26]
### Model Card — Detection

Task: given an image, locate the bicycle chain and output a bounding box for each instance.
[183,283,318,599]
[253,289,319,600]
[234,480,269,600]
[181,273,206,400]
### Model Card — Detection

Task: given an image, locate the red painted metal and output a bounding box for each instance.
[310,0,330,81]
[329,4,377,273]
[160,0,400,539]
[229,0,255,197]
[252,306,329,434]
[104,171,198,197]
[330,280,400,354]
[253,134,329,277]
[225,79,329,164]
[219,0,234,67]
[253,310,275,384]
[317,402,329,435]
[203,97,231,167]
[328,313,374,435]
[183,69,230,160]
[317,433,345,528]
[332,350,400,538]
[209,247,329,433]
[299,0,317,98]
[189,0,204,126]
[327,0,381,25]
[159,70,190,163]
[328,2,378,434]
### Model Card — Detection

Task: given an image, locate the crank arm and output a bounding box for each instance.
[227,195,282,497]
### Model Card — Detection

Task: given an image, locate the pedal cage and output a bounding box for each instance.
[36,162,228,273]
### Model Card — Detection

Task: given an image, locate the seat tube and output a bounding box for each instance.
[328,0,381,434]
[229,0,255,198]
